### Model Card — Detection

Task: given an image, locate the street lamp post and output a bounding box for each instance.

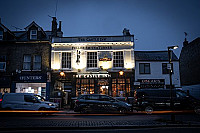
[167,45,178,122]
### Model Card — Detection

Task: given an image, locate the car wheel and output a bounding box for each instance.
[119,108,127,114]
[80,108,87,114]
[145,106,153,114]
[194,106,200,115]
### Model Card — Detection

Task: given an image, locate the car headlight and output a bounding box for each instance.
[46,103,54,106]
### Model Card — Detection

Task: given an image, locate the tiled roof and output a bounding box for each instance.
[135,51,179,61]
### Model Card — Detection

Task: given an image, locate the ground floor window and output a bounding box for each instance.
[76,79,95,96]
[16,83,46,99]
[75,77,130,97]
[112,78,130,97]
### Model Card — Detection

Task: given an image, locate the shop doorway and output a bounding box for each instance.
[98,79,109,95]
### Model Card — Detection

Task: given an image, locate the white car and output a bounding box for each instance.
[2,93,58,111]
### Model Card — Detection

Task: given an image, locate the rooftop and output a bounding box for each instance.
[135,51,179,61]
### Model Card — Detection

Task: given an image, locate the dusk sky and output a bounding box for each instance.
[0,0,200,56]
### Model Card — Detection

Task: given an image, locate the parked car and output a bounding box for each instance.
[74,94,132,114]
[1,93,58,111]
[133,89,200,114]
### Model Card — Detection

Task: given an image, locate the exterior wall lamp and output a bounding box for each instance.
[59,71,65,77]
[119,70,124,76]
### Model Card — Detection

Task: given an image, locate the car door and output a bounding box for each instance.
[86,95,100,112]
[23,95,40,110]
[23,95,34,110]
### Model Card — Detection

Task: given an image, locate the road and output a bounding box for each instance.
[1,112,200,129]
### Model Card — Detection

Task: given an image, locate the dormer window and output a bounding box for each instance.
[30,30,37,40]
[0,31,3,40]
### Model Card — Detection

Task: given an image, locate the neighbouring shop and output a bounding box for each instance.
[11,74,50,100]
[137,79,165,88]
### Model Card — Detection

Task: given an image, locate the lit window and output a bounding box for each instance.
[0,31,3,40]
[30,30,37,40]
[113,51,124,67]
[87,52,97,68]
[33,55,41,70]
[62,52,71,69]
[23,55,31,70]
[139,63,150,74]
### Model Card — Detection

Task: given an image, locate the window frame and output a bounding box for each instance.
[162,63,174,74]
[23,54,31,70]
[33,55,42,70]
[139,63,151,74]
[30,30,37,40]
[87,52,98,69]
[0,31,3,40]
[113,51,124,68]
[61,52,71,69]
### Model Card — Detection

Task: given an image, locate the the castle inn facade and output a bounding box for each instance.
[51,35,135,99]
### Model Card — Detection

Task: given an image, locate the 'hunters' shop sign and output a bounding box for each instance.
[17,74,47,82]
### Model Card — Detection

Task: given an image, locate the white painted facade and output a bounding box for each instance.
[51,36,135,73]
[135,61,181,88]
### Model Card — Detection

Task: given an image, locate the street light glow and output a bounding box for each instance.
[168,45,179,50]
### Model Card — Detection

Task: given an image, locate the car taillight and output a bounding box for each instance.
[75,100,79,104]
[0,99,2,102]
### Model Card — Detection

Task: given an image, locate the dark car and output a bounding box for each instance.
[133,89,200,114]
[74,94,132,114]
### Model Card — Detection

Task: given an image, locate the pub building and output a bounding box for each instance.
[51,28,135,101]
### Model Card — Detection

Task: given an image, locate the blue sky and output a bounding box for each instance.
[0,0,200,56]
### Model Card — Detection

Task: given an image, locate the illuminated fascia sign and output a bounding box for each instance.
[75,74,111,78]
[78,37,107,42]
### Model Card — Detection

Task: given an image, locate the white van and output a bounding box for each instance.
[2,93,58,111]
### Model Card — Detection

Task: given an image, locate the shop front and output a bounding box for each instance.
[11,73,50,100]
[74,71,134,97]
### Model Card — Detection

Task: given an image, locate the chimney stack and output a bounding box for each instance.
[52,17,57,37]
[58,21,62,31]
[123,28,131,36]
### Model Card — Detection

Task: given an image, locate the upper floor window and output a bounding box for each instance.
[113,51,124,67]
[87,52,97,68]
[23,55,31,70]
[62,52,71,69]
[30,30,37,40]
[0,31,3,40]
[0,55,6,71]
[33,55,41,70]
[162,63,173,74]
[139,63,150,74]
